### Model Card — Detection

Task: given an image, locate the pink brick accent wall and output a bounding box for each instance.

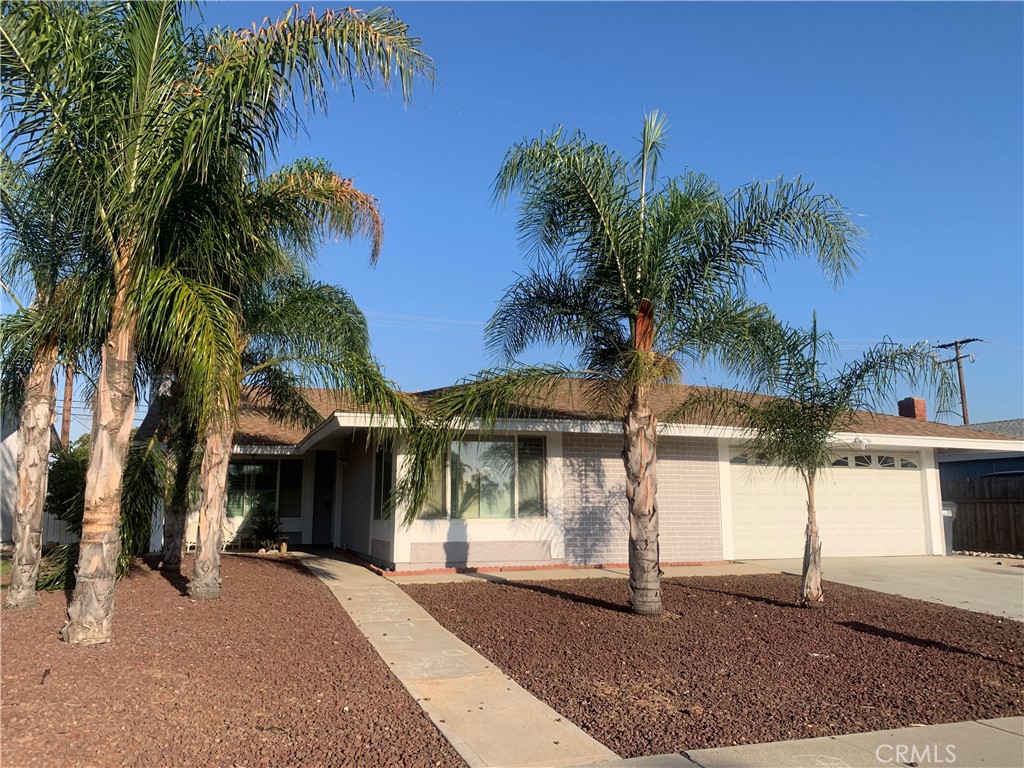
[561,433,723,565]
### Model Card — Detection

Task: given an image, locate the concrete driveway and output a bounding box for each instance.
[741,555,1024,621]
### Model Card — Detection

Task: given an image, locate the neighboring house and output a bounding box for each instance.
[1,404,16,544]
[1,413,80,547]
[939,419,1024,480]
[137,382,1022,571]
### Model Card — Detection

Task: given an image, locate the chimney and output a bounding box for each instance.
[898,397,927,422]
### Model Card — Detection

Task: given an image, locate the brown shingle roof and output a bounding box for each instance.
[139,381,1018,447]
[234,389,374,446]
[424,379,1015,442]
[135,388,379,447]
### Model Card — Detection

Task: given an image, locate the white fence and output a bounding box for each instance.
[42,510,79,546]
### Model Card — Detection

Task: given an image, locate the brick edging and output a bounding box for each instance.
[333,548,730,578]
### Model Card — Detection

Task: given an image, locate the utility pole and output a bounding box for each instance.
[935,338,983,425]
[60,363,74,448]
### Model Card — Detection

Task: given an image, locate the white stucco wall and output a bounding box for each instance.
[559,433,723,565]
[1,409,17,542]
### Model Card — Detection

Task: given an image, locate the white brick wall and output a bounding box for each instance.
[561,433,723,565]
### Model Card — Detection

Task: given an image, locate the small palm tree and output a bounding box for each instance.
[692,315,954,606]
[397,113,862,616]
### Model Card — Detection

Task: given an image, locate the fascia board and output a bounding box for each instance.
[286,412,1024,454]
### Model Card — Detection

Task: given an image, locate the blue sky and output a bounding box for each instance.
[39,1,1024,431]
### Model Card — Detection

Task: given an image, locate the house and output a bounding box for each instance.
[939,419,1024,480]
[154,382,1022,570]
[1,404,16,543]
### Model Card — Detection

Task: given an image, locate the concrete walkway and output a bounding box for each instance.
[571,717,1024,767]
[299,552,1022,768]
[742,556,1024,621]
[294,551,617,768]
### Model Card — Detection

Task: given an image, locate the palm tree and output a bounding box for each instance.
[2,1,432,643]
[142,154,410,599]
[398,113,862,616]
[189,273,412,599]
[688,315,954,606]
[0,155,98,608]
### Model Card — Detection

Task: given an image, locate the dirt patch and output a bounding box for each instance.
[2,555,465,768]
[403,574,1024,758]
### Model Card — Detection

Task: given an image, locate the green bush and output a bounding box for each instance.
[238,501,281,549]
[39,435,167,590]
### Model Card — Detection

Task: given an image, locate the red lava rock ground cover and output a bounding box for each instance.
[2,555,465,768]
[403,573,1024,758]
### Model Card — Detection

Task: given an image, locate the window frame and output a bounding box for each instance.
[421,434,547,521]
[372,442,395,521]
[729,448,923,472]
[227,457,304,520]
[828,452,922,471]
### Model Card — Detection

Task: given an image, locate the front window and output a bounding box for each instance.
[372,445,394,520]
[420,435,546,520]
[227,461,277,518]
[451,437,514,519]
[227,458,303,519]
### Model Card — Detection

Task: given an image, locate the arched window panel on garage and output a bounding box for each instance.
[828,453,921,470]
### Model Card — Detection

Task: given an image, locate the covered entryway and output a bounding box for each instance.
[729,450,929,559]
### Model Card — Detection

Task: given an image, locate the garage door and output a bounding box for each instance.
[730,451,928,559]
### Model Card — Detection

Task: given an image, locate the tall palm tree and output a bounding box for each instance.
[0,155,99,608]
[138,154,393,580]
[173,157,411,600]
[188,273,412,600]
[2,1,432,643]
[398,113,862,616]
[687,315,954,605]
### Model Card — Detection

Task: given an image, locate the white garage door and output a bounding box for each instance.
[730,451,928,559]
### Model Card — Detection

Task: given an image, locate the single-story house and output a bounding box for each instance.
[148,383,1023,571]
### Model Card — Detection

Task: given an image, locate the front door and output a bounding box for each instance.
[312,451,336,546]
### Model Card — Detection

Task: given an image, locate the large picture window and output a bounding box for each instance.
[227,458,303,520]
[419,435,546,520]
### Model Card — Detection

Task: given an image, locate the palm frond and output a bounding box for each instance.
[717,176,864,288]
[131,267,242,433]
[678,316,957,479]
[485,266,615,362]
[257,159,384,263]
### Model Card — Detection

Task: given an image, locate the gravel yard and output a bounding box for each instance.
[402,573,1024,758]
[1,555,465,768]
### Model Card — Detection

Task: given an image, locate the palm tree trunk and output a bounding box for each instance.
[623,383,662,616]
[6,340,58,608]
[154,384,190,571]
[800,473,824,607]
[60,362,74,448]
[161,430,194,570]
[189,417,232,600]
[62,266,137,645]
